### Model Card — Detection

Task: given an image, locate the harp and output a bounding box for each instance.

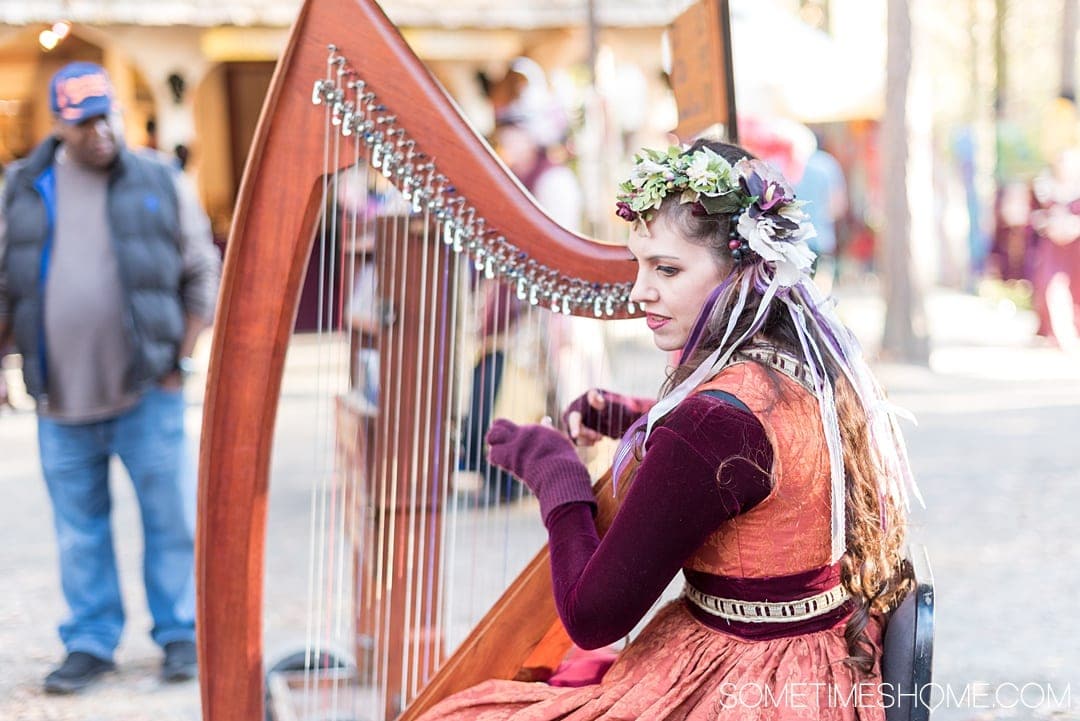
[196,0,640,719]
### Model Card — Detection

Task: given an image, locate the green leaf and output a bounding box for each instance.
[699,193,745,215]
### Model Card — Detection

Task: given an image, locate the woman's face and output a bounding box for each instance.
[627,213,728,352]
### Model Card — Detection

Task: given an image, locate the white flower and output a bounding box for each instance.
[630,158,668,188]
[777,201,818,244]
[685,148,733,196]
[737,214,817,287]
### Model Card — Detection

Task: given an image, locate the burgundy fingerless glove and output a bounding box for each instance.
[561,390,655,440]
[485,419,596,526]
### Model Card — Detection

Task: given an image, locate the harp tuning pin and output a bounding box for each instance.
[516,277,528,301]
[528,284,539,306]
[593,297,603,318]
[627,300,636,315]
[371,144,382,169]
[562,295,571,315]
[311,80,326,105]
[452,228,464,253]
[605,298,615,317]
[550,293,561,313]
[484,256,495,279]
[443,219,455,245]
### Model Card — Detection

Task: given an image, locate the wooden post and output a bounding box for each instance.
[669,0,738,142]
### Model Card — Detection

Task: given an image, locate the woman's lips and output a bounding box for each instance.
[645,313,670,330]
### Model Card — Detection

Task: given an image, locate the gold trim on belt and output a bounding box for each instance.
[684,582,849,624]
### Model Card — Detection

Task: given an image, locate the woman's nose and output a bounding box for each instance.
[629,273,657,304]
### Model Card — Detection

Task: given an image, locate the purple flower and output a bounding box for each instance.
[757,180,791,211]
[737,159,796,214]
[615,201,639,221]
[740,169,765,200]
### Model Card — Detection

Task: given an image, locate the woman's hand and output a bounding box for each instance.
[562,389,654,445]
[563,389,607,446]
[486,419,596,524]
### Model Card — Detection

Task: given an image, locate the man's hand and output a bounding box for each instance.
[159,371,184,392]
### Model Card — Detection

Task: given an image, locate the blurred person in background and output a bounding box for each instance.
[1030,146,1080,351]
[0,62,220,693]
[458,58,587,505]
[739,118,847,293]
[796,132,847,294]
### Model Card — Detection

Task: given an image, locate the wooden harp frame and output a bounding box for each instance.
[196,0,634,719]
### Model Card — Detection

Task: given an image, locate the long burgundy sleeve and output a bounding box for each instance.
[544,394,773,650]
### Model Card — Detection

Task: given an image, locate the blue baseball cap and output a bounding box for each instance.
[50,62,114,124]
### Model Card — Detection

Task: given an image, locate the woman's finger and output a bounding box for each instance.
[587,388,605,410]
[566,411,582,439]
[576,428,602,446]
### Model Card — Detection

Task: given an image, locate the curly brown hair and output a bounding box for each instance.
[652,139,911,674]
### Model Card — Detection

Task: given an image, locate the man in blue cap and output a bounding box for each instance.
[0,61,220,692]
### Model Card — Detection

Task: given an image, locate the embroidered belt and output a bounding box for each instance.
[684,582,849,624]
[733,345,817,394]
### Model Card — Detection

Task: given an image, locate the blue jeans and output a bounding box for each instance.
[37,386,196,661]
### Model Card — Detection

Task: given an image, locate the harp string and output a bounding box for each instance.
[302,49,337,720]
[324,66,352,718]
[438,245,467,662]
[377,186,405,715]
[440,220,464,678]
[416,203,446,691]
[401,199,423,699]
[353,141,379,719]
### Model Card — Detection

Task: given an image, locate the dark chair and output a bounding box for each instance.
[882,544,935,721]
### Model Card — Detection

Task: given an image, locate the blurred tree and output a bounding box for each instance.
[1064,0,1077,96]
[994,0,1006,114]
[881,0,929,363]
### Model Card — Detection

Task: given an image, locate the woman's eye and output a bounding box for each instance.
[657,266,679,277]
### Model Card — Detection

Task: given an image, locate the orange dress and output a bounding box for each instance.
[420,361,885,721]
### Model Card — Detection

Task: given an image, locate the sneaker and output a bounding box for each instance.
[44,651,115,694]
[161,640,198,682]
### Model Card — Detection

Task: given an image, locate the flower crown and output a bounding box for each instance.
[615,145,818,286]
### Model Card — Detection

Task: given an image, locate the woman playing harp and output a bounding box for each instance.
[418,139,919,721]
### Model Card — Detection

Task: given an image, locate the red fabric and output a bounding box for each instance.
[686,362,834,578]
[420,604,885,721]
[545,646,619,688]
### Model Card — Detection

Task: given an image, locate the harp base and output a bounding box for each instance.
[267,668,369,721]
